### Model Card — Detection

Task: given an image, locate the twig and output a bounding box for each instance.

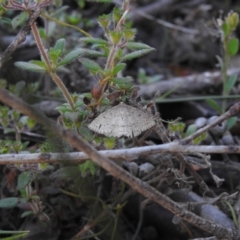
[0,88,240,239]
[139,68,240,99]
[181,103,238,144]
[1,144,240,165]
[0,7,41,69]
[133,9,198,34]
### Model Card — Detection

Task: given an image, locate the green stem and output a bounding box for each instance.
[31,21,74,110]
[222,38,230,114]
[49,72,75,110]
[41,12,91,37]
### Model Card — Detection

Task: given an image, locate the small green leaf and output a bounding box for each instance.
[15,62,47,72]
[216,55,224,70]
[111,76,133,89]
[122,49,155,61]
[58,48,85,66]
[126,42,153,50]
[226,74,237,93]
[193,133,207,145]
[54,38,65,53]
[29,60,47,68]
[185,124,197,137]
[206,99,221,113]
[21,211,34,218]
[221,22,229,37]
[112,63,126,75]
[49,52,60,65]
[50,167,80,179]
[78,160,96,176]
[79,49,105,57]
[0,230,29,235]
[14,81,26,96]
[227,37,239,56]
[17,172,34,190]
[227,116,237,130]
[103,137,116,149]
[1,17,12,25]
[11,12,27,29]
[0,197,18,208]
[79,58,102,73]
[81,37,108,45]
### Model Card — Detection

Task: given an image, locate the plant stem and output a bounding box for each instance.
[49,72,75,110]
[31,21,74,110]
[222,37,230,114]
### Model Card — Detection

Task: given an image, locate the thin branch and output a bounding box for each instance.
[0,7,41,69]
[1,144,240,165]
[0,88,240,239]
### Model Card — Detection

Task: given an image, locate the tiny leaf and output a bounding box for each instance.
[227,37,239,56]
[54,38,65,54]
[221,22,229,37]
[58,48,85,66]
[122,49,155,61]
[206,99,221,113]
[79,58,102,73]
[21,211,34,218]
[226,74,237,93]
[185,124,197,137]
[14,81,26,96]
[78,160,96,176]
[15,62,47,72]
[227,116,237,130]
[81,37,108,45]
[11,12,28,29]
[50,167,80,179]
[17,172,34,190]
[126,42,153,50]
[216,55,224,70]
[112,63,126,75]
[0,197,18,208]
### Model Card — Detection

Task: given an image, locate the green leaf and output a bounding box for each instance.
[17,172,34,190]
[103,137,116,149]
[54,38,65,53]
[227,116,237,130]
[15,62,47,72]
[206,99,221,113]
[78,160,96,176]
[14,81,26,96]
[58,48,85,66]
[72,48,105,58]
[111,76,133,89]
[226,74,237,93]
[50,167,80,179]
[193,133,207,145]
[29,60,47,68]
[227,37,239,56]
[1,17,12,25]
[126,42,153,50]
[216,55,224,70]
[0,197,18,208]
[122,49,155,61]
[221,22,229,37]
[11,12,28,29]
[81,37,108,45]
[112,63,126,75]
[185,124,197,137]
[21,211,34,218]
[79,58,102,73]
[0,230,29,240]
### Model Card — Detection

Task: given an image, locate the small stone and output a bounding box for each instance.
[88,102,155,137]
